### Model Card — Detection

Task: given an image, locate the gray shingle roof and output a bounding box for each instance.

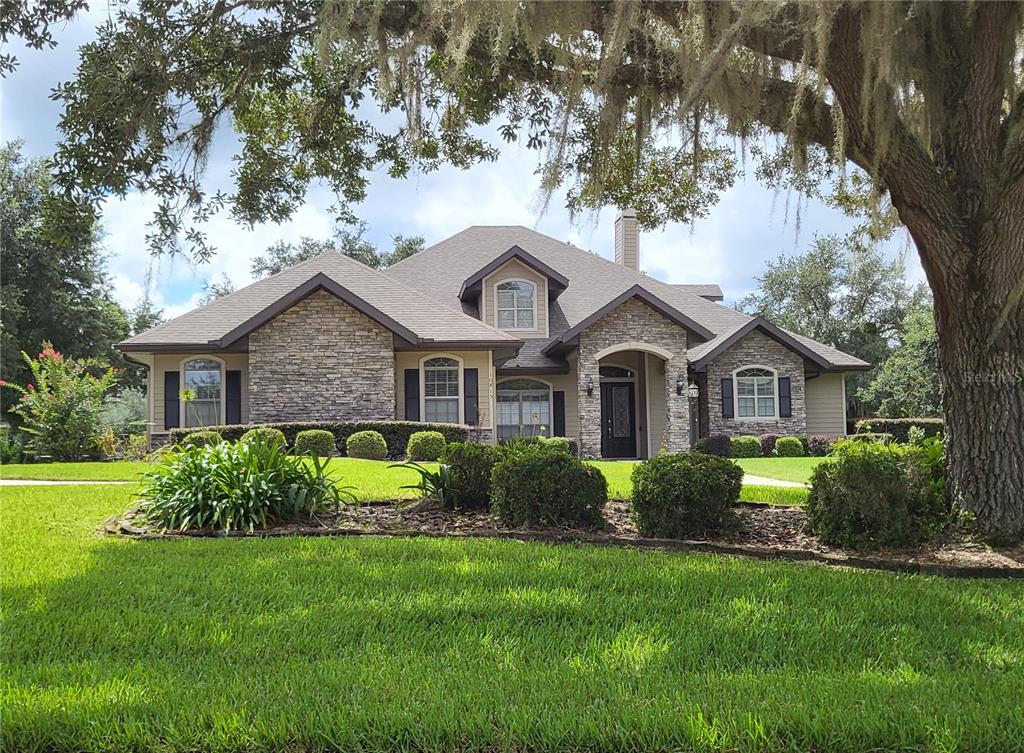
[670,283,724,301]
[120,251,520,349]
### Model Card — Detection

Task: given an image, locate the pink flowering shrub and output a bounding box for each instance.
[0,342,117,460]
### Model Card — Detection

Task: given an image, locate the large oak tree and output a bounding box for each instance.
[28,1,1024,538]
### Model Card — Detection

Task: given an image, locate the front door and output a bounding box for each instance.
[600,382,637,458]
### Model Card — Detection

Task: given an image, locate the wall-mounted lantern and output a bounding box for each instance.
[676,374,686,396]
[586,376,594,397]
[687,383,700,400]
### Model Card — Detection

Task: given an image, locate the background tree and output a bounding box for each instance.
[199,273,237,305]
[740,234,916,419]
[36,2,1024,535]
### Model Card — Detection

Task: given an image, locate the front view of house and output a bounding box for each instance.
[120,213,869,456]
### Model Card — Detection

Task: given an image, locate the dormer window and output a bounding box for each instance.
[496,280,535,329]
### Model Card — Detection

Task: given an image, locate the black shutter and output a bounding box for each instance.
[779,376,792,418]
[464,368,479,425]
[552,391,566,436]
[404,369,420,421]
[721,378,734,419]
[225,370,242,424]
[164,371,180,430]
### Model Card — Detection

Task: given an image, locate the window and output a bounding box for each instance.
[496,280,535,329]
[423,357,460,423]
[735,367,776,418]
[599,365,634,379]
[496,379,551,440]
[183,358,222,427]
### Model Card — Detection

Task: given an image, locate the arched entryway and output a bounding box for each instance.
[592,344,674,459]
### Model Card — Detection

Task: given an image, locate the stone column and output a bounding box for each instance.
[662,356,691,452]
[576,351,601,458]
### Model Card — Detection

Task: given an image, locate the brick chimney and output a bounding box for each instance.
[614,208,639,272]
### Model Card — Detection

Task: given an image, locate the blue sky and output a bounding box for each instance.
[1,8,918,319]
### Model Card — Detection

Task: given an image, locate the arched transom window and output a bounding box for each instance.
[423,357,460,423]
[496,378,551,440]
[735,367,776,418]
[496,280,535,329]
[183,358,222,427]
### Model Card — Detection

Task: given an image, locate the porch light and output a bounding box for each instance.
[586,376,594,397]
[687,383,700,400]
[676,374,686,396]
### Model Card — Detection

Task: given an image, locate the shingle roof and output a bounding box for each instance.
[119,252,520,350]
[670,283,724,301]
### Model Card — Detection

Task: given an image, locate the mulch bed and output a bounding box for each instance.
[106,499,1024,579]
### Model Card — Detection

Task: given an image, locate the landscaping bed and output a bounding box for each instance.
[108,498,1024,577]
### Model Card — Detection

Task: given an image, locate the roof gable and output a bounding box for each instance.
[459,245,569,301]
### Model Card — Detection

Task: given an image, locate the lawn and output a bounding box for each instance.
[2,485,1022,753]
[734,456,825,484]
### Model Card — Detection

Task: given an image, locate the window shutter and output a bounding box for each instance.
[404,369,420,421]
[164,371,180,430]
[721,378,734,419]
[552,391,566,436]
[779,376,792,418]
[225,370,242,424]
[464,368,479,425]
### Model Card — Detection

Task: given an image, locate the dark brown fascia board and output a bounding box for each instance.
[117,342,238,354]
[541,285,715,355]
[688,316,864,372]
[216,273,421,348]
[394,338,523,351]
[458,245,570,301]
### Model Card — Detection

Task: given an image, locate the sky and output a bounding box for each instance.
[1,7,919,321]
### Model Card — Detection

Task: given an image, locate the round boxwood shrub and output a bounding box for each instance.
[701,433,731,457]
[730,435,762,458]
[406,430,446,461]
[805,439,948,548]
[440,441,504,509]
[180,430,222,448]
[491,449,607,528]
[631,452,744,538]
[240,427,286,448]
[774,436,805,457]
[345,430,387,460]
[294,429,336,457]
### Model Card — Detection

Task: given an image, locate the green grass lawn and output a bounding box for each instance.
[737,484,809,506]
[3,485,1022,753]
[734,456,825,484]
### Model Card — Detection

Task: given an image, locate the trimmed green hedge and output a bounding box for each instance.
[180,430,222,449]
[406,431,446,461]
[171,421,470,459]
[491,448,607,528]
[774,436,805,457]
[730,435,762,458]
[854,418,943,443]
[345,431,387,460]
[631,452,743,538]
[240,427,287,448]
[294,429,336,457]
[440,442,504,510]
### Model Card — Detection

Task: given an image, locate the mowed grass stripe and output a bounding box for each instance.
[2,485,1023,752]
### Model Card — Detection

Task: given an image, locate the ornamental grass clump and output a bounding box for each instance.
[136,440,353,532]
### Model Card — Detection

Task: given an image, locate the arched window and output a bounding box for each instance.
[182,358,222,427]
[423,357,460,423]
[496,280,535,329]
[735,367,776,418]
[496,378,551,440]
[599,365,635,379]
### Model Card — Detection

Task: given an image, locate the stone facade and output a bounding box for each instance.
[704,329,807,437]
[248,291,395,422]
[576,298,689,457]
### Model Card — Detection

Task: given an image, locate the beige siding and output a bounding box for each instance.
[394,350,493,428]
[481,259,548,338]
[806,373,847,436]
[151,353,250,437]
[545,368,580,441]
[645,354,667,454]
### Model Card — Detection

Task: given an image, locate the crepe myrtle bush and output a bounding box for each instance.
[730,435,762,458]
[631,452,744,539]
[490,447,607,528]
[345,430,388,460]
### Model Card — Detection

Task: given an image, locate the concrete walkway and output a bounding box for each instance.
[741,474,809,488]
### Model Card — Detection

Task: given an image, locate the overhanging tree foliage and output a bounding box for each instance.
[32,1,1024,538]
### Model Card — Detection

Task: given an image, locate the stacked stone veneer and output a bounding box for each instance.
[705,329,807,436]
[248,290,395,423]
[576,298,690,457]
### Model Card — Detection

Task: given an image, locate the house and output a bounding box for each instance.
[118,212,869,457]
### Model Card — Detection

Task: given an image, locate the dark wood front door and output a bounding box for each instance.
[600,382,637,458]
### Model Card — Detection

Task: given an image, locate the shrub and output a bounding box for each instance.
[849,432,894,444]
[759,433,781,457]
[631,452,743,538]
[730,435,762,458]
[240,426,286,448]
[541,436,574,455]
[346,430,387,460]
[0,342,116,461]
[99,386,147,436]
[137,441,352,532]
[441,441,504,510]
[774,436,805,457]
[406,430,446,461]
[491,449,607,528]
[294,429,336,457]
[805,438,949,548]
[807,435,835,457]
[392,461,457,508]
[0,429,23,464]
[855,418,943,443]
[702,433,731,457]
[171,420,469,459]
[180,430,223,449]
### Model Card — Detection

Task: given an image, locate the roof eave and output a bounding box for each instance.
[687,317,862,372]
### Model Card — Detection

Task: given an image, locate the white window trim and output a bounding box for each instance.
[493,278,539,332]
[732,365,779,420]
[496,377,553,439]
[178,355,226,427]
[419,353,464,425]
